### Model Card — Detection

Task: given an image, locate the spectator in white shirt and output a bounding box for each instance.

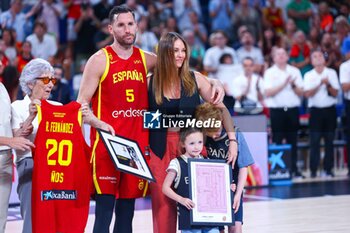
[0,61,33,233]
[173,0,201,32]
[263,47,304,178]
[26,21,57,61]
[183,10,208,50]
[31,0,63,41]
[215,53,242,113]
[232,57,263,115]
[124,0,147,22]
[304,50,340,178]
[135,16,158,53]
[209,0,234,33]
[203,30,238,78]
[338,58,350,177]
[0,0,30,42]
[236,31,264,73]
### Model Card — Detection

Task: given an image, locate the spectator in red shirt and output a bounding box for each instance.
[63,0,85,46]
[289,30,312,76]
[319,2,334,33]
[263,0,284,34]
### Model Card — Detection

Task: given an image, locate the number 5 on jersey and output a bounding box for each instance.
[126,89,135,102]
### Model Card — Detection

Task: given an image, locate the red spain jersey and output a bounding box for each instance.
[32,100,91,233]
[90,46,149,197]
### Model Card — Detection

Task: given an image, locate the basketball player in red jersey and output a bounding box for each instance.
[32,100,91,233]
[78,5,225,233]
[78,6,156,233]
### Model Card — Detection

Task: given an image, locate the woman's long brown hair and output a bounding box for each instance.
[153,32,196,105]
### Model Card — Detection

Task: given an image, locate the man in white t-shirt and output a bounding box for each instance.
[263,48,304,178]
[25,21,57,61]
[339,58,350,177]
[236,31,264,73]
[304,50,340,178]
[231,57,263,114]
[203,30,238,78]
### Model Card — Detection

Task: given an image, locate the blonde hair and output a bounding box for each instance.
[195,103,223,134]
[153,32,196,105]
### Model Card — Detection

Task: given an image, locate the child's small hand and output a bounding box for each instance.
[230,183,236,192]
[227,141,238,168]
[233,194,240,213]
[180,197,195,210]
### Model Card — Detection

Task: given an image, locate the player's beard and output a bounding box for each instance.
[116,33,136,48]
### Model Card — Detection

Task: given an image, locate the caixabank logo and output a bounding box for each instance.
[41,190,77,201]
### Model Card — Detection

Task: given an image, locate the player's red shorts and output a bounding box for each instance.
[92,141,148,198]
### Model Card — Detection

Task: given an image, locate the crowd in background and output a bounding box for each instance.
[1,0,350,177]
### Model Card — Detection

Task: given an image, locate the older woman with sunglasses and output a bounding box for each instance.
[11,58,58,233]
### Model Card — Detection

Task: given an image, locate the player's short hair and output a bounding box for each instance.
[109,5,135,23]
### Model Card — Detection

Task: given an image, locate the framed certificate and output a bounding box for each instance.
[97,129,156,182]
[188,158,234,226]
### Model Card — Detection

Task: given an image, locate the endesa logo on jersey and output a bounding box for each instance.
[41,190,77,201]
[112,108,147,118]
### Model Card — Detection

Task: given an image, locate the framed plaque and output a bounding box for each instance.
[188,158,234,226]
[97,129,156,182]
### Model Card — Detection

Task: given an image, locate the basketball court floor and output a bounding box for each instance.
[6,174,350,233]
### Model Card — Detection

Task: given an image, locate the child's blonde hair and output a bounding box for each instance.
[194,103,223,134]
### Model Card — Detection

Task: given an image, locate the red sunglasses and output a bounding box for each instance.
[36,76,57,85]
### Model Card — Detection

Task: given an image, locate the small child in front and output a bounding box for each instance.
[195,102,255,233]
[162,127,220,233]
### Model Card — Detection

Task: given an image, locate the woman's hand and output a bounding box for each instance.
[29,99,40,119]
[16,123,34,137]
[13,99,39,138]
[209,79,225,104]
